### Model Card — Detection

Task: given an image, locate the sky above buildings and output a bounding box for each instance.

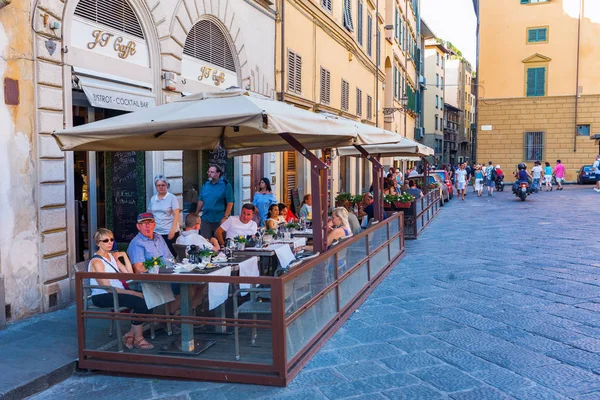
[421,0,477,66]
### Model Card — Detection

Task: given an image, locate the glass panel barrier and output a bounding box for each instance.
[390,233,400,256]
[339,263,368,309]
[368,224,389,253]
[284,255,335,317]
[285,288,337,362]
[341,236,367,277]
[388,218,400,237]
[369,245,390,276]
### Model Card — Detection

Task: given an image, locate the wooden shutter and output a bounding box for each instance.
[538,28,547,41]
[526,68,536,96]
[394,8,399,39]
[528,29,537,42]
[295,54,302,94]
[535,67,546,96]
[283,151,297,205]
[356,88,362,116]
[341,80,349,111]
[393,66,397,99]
[367,95,372,119]
[520,0,529,4]
[287,50,296,93]
[322,0,332,11]
[320,68,331,104]
[367,15,372,56]
[357,2,363,45]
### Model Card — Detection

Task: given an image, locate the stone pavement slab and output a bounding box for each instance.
[10,186,600,399]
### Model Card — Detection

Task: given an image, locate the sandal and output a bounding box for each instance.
[134,337,154,350]
[123,334,135,350]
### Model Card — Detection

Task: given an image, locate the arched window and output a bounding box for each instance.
[184,20,236,72]
[74,0,145,39]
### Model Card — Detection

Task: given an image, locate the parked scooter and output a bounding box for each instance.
[495,175,505,192]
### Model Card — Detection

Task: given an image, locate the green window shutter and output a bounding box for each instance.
[393,66,397,98]
[526,68,536,96]
[520,0,529,4]
[538,28,547,41]
[528,29,537,42]
[535,67,546,96]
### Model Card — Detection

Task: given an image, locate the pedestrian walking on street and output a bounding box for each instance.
[455,163,468,200]
[593,155,600,192]
[485,161,496,196]
[474,165,484,196]
[544,162,553,191]
[554,160,565,190]
[531,161,543,193]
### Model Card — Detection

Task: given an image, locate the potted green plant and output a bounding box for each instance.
[264,229,276,244]
[143,256,164,274]
[395,193,415,208]
[335,192,353,205]
[286,222,301,231]
[234,235,248,250]
[198,249,215,263]
[351,193,364,205]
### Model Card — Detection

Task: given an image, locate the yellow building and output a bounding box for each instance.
[275,0,420,198]
[475,0,600,181]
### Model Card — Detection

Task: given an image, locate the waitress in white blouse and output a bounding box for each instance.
[148,175,180,255]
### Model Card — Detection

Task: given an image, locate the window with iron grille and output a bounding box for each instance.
[367,15,373,56]
[343,0,354,31]
[367,95,372,120]
[341,79,350,111]
[184,20,236,72]
[287,50,302,94]
[525,131,544,161]
[320,67,331,105]
[322,0,332,12]
[356,88,362,116]
[357,1,363,45]
[74,0,145,39]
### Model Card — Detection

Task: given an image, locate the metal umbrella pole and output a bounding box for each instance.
[353,145,384,221]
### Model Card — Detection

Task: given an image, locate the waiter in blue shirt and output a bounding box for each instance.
[195,164,234,240]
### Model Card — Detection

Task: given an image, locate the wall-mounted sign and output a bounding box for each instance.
[71,17,149,67]
[481,125,493,131]
[182,55,238,90]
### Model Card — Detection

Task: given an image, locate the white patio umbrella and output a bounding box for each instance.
[336,137,434,158]
[52,89,400,152]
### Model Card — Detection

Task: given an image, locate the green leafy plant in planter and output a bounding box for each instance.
[234,235,248,244]
[286,222,301,230]
[351,194,364,204]
[397,193,415,203]
[265,229,277,237]
[335,192,353,203]
[384,194,400,204]
[198,249,216,258]
[143,257,165,271]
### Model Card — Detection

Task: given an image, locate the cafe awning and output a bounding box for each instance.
[52,88,400,152]
[336,137,434,158]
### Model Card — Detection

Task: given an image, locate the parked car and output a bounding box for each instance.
[577,165,597,184]
[412,174,450,206]
[432,170,454,199]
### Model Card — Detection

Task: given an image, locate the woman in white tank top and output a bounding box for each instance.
[89,228,154,350]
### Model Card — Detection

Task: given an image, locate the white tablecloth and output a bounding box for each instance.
[269,243,296,269]
[207,266,232,310]
[273,237,306,249]
[141,282,175,310]
[237,256,259,290]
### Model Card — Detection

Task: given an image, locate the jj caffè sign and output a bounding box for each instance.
[71,17,150,67]
[182,55,238,91]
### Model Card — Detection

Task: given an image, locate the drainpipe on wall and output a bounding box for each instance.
[375,0,379,127]
[279,0,285,102]
[573,0,582,152]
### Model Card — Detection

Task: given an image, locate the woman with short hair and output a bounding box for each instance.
[148,175,180,255]
[89,228,154,350]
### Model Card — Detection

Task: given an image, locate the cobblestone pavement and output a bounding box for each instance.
[31,185,600,400]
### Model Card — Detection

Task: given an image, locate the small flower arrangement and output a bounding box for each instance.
[143,257,165,270]
[234,235,248,244]
[351,194,364,204]
[384,194,400,204]
[397,193,415,202]
[265,229,277,237]
[198,249,216,258]
[286,222,301,230]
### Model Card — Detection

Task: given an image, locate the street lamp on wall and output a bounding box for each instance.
[382,96,409,115]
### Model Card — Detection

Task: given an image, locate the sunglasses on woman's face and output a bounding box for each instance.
[101,238,115,243]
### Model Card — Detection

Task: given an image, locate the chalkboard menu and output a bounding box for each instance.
[291,188,301,215]
[202,146,234,187]
[106,151,146,244]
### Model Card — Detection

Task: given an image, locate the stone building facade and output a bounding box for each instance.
[0,0,275,323]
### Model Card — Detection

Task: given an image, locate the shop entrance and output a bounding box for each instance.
[72,103,146,261]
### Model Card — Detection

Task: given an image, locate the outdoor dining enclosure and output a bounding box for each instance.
[54,88,427,385]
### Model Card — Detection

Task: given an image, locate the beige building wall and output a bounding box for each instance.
[423,44,445,135]
[477,0,600,180]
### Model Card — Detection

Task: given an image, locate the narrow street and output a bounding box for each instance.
[32,185,600,399]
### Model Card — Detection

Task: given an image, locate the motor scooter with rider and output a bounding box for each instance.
[512,163,532,201]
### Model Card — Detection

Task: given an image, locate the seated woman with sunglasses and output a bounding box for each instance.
[88,228,154,350]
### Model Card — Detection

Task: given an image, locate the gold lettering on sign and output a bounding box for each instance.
[87,30,137,60]
[113,36,137,59]
[87,30,114,50]
[198,66,227,87]
[198,66,212,82]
